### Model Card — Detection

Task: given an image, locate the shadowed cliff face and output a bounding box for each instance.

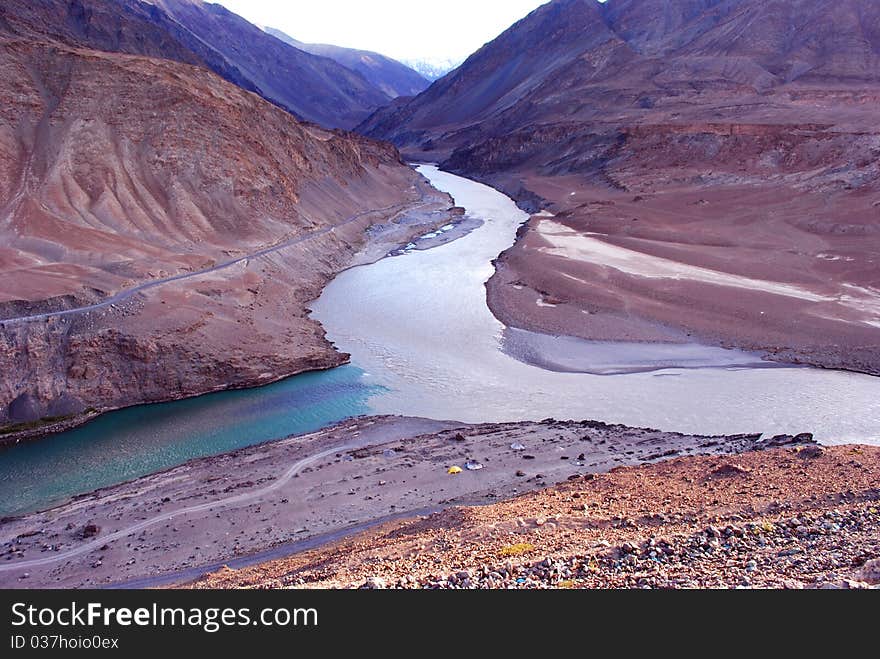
[360,0,880,375]
[0,15,448,438]
[0,0,392,129]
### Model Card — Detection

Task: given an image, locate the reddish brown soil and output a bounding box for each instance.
[190,445,880,590]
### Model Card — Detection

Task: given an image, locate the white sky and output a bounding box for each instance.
[213,0,551,64]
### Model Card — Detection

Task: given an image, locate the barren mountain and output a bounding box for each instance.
[264,27,429,99]
[0,12,451,440]
[0,0,392,128]
[148,0,392,128]
[361,0,880,374]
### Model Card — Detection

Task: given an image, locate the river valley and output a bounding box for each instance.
[1,166,878,518]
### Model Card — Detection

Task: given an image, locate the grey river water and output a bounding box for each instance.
[312,166,880,443]
[0,166,877,516]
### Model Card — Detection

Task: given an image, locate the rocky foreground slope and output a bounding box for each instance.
[191,442,880,590]
[362,0,880,374]
[0,415,822,588]
[0,16,452,440]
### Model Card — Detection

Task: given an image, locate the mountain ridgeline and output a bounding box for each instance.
[360,0,880,165]
[360,0,880,376]
[0,0,408,129]
[264,27,429,99]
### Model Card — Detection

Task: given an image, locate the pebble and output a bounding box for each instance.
[362,576,387,590]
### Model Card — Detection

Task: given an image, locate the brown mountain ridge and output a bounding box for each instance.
[0,3,452,439]
[361,0,880,375]
[1,0,396,128]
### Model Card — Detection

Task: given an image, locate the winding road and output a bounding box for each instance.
[0,441,359,573]
[1,183,437,327]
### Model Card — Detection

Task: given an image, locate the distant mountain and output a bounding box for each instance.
[265,27,429,99]
[362,0,880,158]
[400,58,463,81]
[146,0,392,128]
[360,0,880,376]
[0,0,392,129]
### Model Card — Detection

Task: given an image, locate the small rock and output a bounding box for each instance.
[710,463,751,477]
[362,576,387,590]
[856,558,880,585]
[795,445,826,459]
[80,523,101,539]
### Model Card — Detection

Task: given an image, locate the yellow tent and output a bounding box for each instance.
[447,466,463,475]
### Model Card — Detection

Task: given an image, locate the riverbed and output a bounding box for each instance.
[0,166,878,516]
[311,166,880,443]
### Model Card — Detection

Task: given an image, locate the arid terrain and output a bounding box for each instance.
[0,0,410,129]
[0,0,877,595]
[265,27,430,100]
[0,415,820,588]
[362,0,880,374]
[190,440,880,590]
[0,7,455,441]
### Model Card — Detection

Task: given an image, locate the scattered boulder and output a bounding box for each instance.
[45,394,86,418]
[80,523,101,539]
[8,393,42,423]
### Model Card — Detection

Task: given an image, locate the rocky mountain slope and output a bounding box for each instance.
[0,0,393,128]
[148,0,392,128]
[400,58,462,82]
[264,27,429,99]
[361,0,880,374]
[0,8,451,440]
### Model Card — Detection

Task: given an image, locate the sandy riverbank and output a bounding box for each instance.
[480,173,880,377]
[0,415,814,588]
